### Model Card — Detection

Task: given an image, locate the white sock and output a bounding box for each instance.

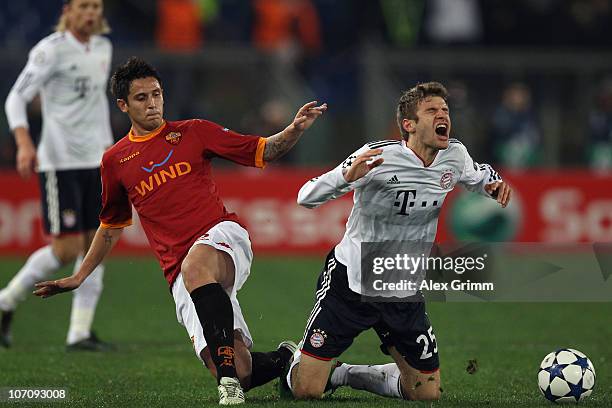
[331,363,403,398]
[67,259,104,344]
[0,245,61,311]
[286,347,302,392]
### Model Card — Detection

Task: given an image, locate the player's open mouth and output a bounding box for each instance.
[435,123,449,138]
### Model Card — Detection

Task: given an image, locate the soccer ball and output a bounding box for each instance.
[538,348,596,403]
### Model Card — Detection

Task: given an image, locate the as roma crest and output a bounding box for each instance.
[165,132,182,145]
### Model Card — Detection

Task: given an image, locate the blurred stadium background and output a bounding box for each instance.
[1,1,612,406]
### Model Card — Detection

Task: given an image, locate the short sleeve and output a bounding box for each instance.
[99,154,133,228]
[196,120,266,168]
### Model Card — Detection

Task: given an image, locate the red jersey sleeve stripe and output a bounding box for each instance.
[100,220,133,229]
[255,137,266,168]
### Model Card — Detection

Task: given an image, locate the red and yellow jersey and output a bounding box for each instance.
[100,119,266,286]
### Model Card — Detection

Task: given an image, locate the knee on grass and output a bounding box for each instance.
[292,383,325,400]
[291,367,325,400]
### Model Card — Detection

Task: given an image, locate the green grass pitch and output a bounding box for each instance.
[0,256,610,407]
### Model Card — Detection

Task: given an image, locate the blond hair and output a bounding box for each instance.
[54,1,111,35]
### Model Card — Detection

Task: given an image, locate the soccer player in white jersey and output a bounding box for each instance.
[283,82,511,401]
[1,0,114,351]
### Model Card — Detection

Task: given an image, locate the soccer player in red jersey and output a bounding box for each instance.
[34,57,327,405]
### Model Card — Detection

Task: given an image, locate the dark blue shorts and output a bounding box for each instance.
[38,168,102,235]
[300,249,440,372]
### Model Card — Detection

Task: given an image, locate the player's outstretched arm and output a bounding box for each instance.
[33,226,123,298]
[297,148,383,208]
[343,149,384,183]
[263,101,327,162]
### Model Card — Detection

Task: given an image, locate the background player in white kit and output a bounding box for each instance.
[283,82,512,401]
[1,0,113,351]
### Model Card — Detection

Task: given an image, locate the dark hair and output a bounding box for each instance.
[110,56,162,101]
[396,82,448,140]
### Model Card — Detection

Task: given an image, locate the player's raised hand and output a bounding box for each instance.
[343,149,384,183]
[33,276,81,298]
[291,101,327,132]
[485,181,512,208]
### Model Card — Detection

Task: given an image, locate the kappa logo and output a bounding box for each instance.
[142,150,174,173]
[165,132,182,145]
[387,175,400,184]
[120,151,140,164]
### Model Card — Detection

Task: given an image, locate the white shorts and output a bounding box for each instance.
[171,221,254,362]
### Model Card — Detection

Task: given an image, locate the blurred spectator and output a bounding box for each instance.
[588,79,612,170]
[447,81,486,155]
[241,98,295,162]
[255,99,292,134]
[252,0,321,61]
[206,0,251,43]
[105,0,156,46]
[0,0,60,48]
[481,0,561,46]
[481,0,612,47]
[423,0,483,45]
[156,0,218,50]
[379,0,425,47]
[566,0,612,47]
[490,82,541,168]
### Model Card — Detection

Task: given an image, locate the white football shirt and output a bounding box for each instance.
[297,139,501,295]
[5,31,113,171]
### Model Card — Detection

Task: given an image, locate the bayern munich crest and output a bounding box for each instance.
[62,209,77,228]
[165,132,182,145]
[440,170,454,189]
[309,329,327,348]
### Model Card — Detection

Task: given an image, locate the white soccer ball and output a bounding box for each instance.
[538,348,596,403]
